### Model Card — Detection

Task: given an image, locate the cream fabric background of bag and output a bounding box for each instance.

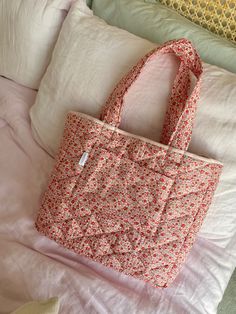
[0,0,74,89]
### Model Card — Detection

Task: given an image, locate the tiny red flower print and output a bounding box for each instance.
[35,39,222,288]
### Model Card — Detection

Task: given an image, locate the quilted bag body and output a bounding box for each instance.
[36,39,223,288]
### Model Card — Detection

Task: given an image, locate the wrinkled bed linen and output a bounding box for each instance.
[0,76,235,314]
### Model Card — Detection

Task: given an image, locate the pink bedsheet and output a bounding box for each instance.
[0,76,235,314]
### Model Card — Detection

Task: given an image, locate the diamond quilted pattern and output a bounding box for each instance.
[85,215,103,236]
[113,234,133,254]
[65,219,84,240]
[99,216,123,234]
[117,253,145,275]
[92,235,113,257]
[75,238,93,257]
[101,255,122,271]
[36,39,222,288]
[36,111,222,287]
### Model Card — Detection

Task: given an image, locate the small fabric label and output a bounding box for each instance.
[79,152,89,167]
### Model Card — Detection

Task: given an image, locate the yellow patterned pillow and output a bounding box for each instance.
[159,0,236,43]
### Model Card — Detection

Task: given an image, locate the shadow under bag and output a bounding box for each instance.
[36,39,223,288]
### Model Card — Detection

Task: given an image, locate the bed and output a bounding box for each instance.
[0,0,236,313]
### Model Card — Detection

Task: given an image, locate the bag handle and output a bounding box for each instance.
[100,39,203,151]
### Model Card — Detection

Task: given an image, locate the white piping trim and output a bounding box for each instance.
[69,112,223,166]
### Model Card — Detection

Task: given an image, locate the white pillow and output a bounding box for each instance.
[30,0,176,155]
[0,0,74,89]
[30,0,236,249]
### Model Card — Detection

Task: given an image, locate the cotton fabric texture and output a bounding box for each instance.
[0,0,74,89]
[36,39,222,288]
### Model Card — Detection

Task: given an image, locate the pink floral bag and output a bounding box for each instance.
[36,39,223,288]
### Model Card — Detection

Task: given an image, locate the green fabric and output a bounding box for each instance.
[11,297,60,314]
[92,0,236,73]
[218,269,236,314]
[86,0,92,8]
